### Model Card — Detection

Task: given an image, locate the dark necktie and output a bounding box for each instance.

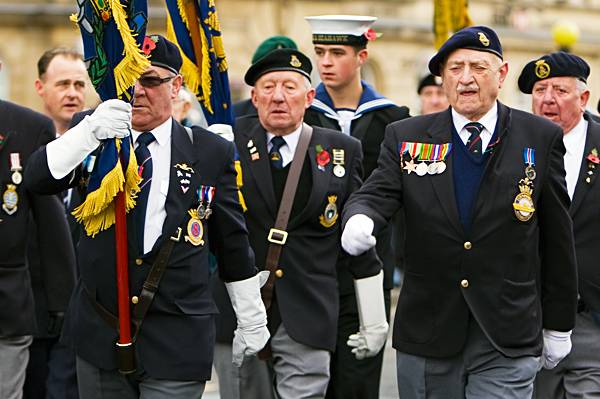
[133,131,156,253]
[269,136,286,169]
[465,122,484,157]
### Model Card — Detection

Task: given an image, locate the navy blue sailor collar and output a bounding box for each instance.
[310,80,395,121]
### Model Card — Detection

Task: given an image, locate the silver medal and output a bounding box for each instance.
[11,171,22,185]
[436,161,447,174]
[333,164,345,178]
[427,163,438,175]
[415,162,428,176]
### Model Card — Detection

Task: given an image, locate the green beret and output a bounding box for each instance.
[252,36,298,64]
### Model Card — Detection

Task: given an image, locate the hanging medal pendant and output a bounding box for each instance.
[332,149,345,178]
[427,162,439,175]
[415,162,428,176]
[525,165,536,181]
[9,153,23,186]
[11,171,22,185]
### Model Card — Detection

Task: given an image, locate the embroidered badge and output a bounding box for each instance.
[319,195,338,228]
[185,209,204,246]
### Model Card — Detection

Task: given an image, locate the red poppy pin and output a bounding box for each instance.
[315,145,331,171]
[587,148,600,164]
[364,29,378,41]
[142,36,156,55]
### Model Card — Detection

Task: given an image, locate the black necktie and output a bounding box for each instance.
[465,122,484,157]
[133,131,156,253]
[269,136,286,169]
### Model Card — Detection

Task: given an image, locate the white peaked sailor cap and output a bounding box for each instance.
[305,15,379,45]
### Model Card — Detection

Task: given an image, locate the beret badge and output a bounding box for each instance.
[290,55,302,68]
[535,59,551,79]
[478,32,490,46]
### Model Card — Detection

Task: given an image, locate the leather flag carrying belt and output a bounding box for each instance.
[84,228,178,373]
[259,123,313,359]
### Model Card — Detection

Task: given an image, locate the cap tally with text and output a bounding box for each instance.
[417,73,443,94]
[517,51,590,94]
[252,36,298,64]
[244,48,312,86]
[142,34,182,75]
[428,26,503,76]
[305,15,378,46]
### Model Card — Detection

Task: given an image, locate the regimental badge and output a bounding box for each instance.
[478,32,490,46]
[174,163,195,194]
[185,209,205,246]
[319,195,339,228]
[2,184,18,215]
[290,55,302,68]
[332,149,345,178]
[535,60,551,79]
[247,139,260,161]
[513,179,536,222]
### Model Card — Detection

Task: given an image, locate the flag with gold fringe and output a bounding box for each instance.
[70,0,149,236]
[165,0,234,125]
[434,0,473,49]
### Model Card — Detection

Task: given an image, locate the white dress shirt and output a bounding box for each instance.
[131,117,172,254]
[563,117,587,200]
[452,102,498,152]
[266,124,302,168]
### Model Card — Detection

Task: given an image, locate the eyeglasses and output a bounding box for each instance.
[137,75,176,88]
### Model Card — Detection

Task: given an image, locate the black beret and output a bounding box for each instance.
[142,34,182,75]
[417,74,443,94]
[518,51,590,94]
[428,26,503,76]
[244,48,312,86]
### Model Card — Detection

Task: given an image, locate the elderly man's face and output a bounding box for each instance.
[132,65,182,131]
[531,76,589,134]
[251,71,315,135]
[441,48,508,121]
[420,85,449,115]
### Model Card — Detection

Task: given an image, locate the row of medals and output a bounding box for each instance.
[3,166,22,215]
[402,156,447,176]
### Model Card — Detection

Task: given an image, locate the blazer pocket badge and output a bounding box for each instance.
[513,148,536,222]
[319,195,339,228]
[185,208,205,246]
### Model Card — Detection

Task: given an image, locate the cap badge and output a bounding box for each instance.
[290,55,302,68]
[535,59,551,79]
[478,32,490,47]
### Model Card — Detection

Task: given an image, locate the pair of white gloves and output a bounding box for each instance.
[341,214,573,369]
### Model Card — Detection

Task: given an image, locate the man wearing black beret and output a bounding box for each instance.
[418,73,449,115]
[341,25,577,398]
[213,48,387,398]
[25,34,269,398]
[518,51,600,399]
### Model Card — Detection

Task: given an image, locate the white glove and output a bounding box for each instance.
[46,99,132,179]
[225,270,270,367]
[207,123,234,142]
[540,329,572,369]
[347,270,389,360]
[341,214,377,256]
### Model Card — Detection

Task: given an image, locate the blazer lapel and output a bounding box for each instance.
[427,110,463,236]
[570,116,600,217]
[242,122,277,216]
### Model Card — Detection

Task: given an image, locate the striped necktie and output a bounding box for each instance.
[133,131,156,253]
[269,136,286,169]
[464,122,484,157]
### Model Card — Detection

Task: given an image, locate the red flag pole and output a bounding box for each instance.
[115,157,135,374]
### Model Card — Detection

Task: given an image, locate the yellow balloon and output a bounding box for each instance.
[552,22,580,48]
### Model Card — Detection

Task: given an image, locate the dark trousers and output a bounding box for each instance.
[325,289,391,399]
[24,337,79,399]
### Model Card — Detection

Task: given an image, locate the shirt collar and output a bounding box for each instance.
[266,123,302,151]
[132,117,173,147]
[451,102,498,135]
[563,116,587,152]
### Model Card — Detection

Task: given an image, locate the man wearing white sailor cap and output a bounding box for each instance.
[304,14,410,399]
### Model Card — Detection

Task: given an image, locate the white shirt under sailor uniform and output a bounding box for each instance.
[562,117,587,200]
[266,124,302,167]
[452,102,498,151]
[131,117,172,254]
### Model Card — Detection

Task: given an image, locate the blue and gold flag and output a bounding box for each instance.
[70,0,149,236]
[165,0,234,125]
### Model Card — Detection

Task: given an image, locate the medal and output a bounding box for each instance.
[523,148,536,181]
[427,163,439,175]
[403,158,416,174]
[415,162,428,176]
[333,164,345,178]
[198,185,216,220]
[9,153,22,186]
[319,195,338,228]
[184,209,205,246]
[11,171,22,185]
[513,179,535,221]
[525,165,536,180]
[332,149,345,178]
[2,184,18,215]
[436,161,447,174]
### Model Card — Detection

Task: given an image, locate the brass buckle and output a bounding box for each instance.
[267,228,288,245]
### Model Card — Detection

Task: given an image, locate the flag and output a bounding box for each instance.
[70,0,148,236]
[434,0,472,49]
[165,0,234,125]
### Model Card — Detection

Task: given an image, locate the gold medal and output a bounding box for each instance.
[185,209,205,246]
[512,180,535,221]
[319,195,338,228]
[2,184,18,215]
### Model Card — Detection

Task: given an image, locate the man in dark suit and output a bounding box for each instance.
[25,34,269,399]
[341,26,578,399]
[214,48,387,398]
[302,15,410,399]
[517,52,600,398]
[0,61,76,398]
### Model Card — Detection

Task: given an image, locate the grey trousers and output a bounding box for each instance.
[535,311,600,399]
[76,356,205,399]
[0,335,32,399]
[396,319,540,399]
[213,343,275,399]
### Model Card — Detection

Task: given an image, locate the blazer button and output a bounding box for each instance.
[275,269,284,278]
[135,258,143,266]
[461,279,469,288]
[463,241,472,250]
[131,296,139,304]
